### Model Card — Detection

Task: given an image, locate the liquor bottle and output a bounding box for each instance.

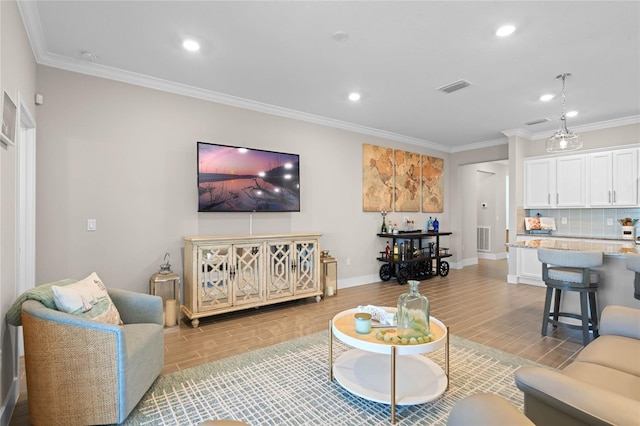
[433,217,439,233]
[385,241,391,259]
[381,216,387,233]
[393,242,398,257]
[427,217,434,232]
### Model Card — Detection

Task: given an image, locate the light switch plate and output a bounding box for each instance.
[87,219,96,231]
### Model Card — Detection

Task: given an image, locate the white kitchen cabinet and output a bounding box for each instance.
[524,155,585,208]
[588,149,639,207]
[183,233,322,327]
[524,159,554,208]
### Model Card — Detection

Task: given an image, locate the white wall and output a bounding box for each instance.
[449,144,509,266]
[0,0,37,422]
[35,66,451,294]
[475,161,508,258]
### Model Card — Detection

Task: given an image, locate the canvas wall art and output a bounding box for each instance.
[394,149,421,212]
[422,155,444,212]
[362,145,445,213]
[362,144,394,212]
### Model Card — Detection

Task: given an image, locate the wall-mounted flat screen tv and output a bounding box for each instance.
[197,142,300,212]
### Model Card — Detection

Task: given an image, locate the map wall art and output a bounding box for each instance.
[421,155,444,212]
[362,144,394,212]
[394,150,421,212]
[362,144,444,213]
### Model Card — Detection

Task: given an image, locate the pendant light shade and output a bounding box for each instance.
[546,73,582,153]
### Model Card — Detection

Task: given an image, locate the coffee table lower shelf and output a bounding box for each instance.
[333,349,447,405]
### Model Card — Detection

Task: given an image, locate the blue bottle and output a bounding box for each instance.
[433,217,439,232]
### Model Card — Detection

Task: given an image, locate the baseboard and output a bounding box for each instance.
[338,274,381,290]
[457,257,478,268]
[477,252,508,260]
[507,274,519,284]
[0,377,18,426]
[517,277,545,287]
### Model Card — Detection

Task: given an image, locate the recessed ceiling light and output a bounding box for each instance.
[496,25,516,37]
[332,31,349,42]
[540,94,555,102]
[348,92,361,101]
[566,110,578,118]
[182,39,200,52]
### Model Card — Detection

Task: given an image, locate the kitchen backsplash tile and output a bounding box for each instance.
[526,208,640,239]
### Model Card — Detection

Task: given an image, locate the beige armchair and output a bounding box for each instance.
[21,287,164,425]
[515,305,640,425]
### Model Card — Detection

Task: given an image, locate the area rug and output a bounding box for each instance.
[123,331,546,425]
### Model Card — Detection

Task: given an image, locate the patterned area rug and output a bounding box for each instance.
[123,331,544,425]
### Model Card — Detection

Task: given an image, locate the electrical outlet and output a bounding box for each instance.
[346,257,351,266]
[561,217,567,224]
[606,218,613,226]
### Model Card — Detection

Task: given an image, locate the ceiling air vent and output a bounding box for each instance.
[525,118,550,126]
[437,79,472,94]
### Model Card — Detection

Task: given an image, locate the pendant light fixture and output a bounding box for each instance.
[546,73,582,152]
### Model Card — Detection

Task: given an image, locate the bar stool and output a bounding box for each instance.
[537,248,603,346]
[626,253,640,300]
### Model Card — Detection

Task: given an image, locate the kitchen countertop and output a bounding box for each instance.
[507,239,638,256]
[516,233,635,242]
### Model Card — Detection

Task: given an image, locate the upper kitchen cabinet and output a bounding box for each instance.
[588,148,639,207]
[524,155,586,208]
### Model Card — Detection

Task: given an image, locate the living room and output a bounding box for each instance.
[1,1,639,424]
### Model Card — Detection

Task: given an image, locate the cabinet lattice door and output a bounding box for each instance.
[233,243,264,306]
[198,245,232,311]
[294,240,317,294]
[266,241,293,299]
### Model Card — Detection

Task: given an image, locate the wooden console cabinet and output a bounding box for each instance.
[182,233,322,327]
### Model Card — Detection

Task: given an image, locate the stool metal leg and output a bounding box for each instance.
[579,292,590,346]
[542,286,553,336]
[589,292,599,338]
[553,289,562,323]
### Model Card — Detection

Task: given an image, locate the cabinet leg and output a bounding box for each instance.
[328,319,334,382]
[191,318,200,328]
[445,326,450,391]
[316,295,321,303]
[391,345,397,424]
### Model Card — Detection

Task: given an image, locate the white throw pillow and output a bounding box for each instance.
[52,272,123,325]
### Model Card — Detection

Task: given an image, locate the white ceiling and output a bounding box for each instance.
[17,1,640,152]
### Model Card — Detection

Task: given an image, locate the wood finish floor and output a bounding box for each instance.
[10,259,586,425]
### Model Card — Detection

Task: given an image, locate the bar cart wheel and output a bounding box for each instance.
[439,261,450,277]
[397,267,410,284]
[379,264,392,281]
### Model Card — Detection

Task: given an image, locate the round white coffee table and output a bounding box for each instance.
[329,308,449,424]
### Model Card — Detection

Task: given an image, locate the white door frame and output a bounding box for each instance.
[16,93,37,357]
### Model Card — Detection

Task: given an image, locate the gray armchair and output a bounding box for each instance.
[515,305,640,426]
[21,288,164,425]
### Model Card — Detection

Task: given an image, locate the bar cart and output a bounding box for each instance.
[377,231,452,284]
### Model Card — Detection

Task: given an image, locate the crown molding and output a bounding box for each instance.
[37,51,457,153]
[449,137,508,153]
[531,115,640,140]
[501,128,533,139]
[17,2,638,156]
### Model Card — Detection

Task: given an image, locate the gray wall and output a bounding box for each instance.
[35,66,451,294]
[0,0,37,422]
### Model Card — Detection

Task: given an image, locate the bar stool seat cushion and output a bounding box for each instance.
[547,267,599,285]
